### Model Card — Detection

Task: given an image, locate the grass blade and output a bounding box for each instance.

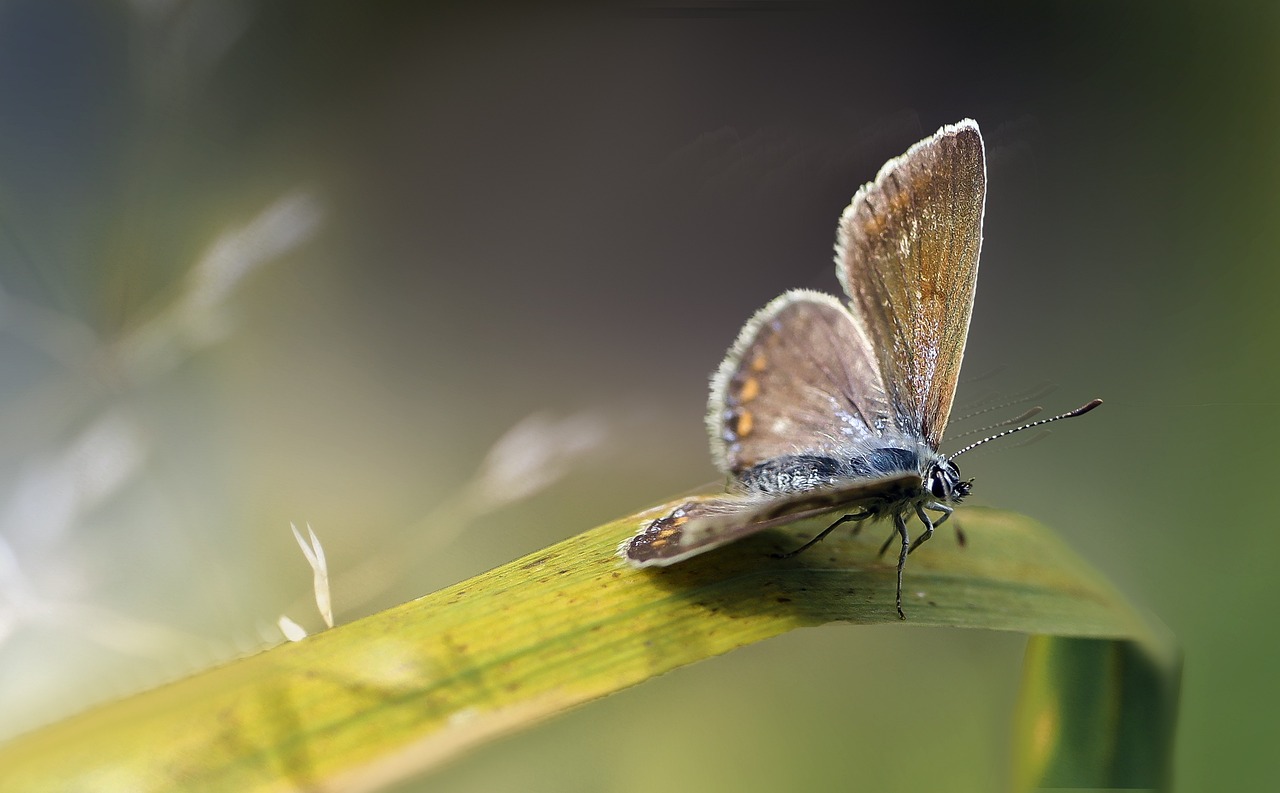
[0,501,1178,792]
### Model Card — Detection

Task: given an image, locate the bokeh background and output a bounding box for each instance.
[0,2,1274,791]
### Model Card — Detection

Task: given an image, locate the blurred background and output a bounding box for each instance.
[0,1,1273,790]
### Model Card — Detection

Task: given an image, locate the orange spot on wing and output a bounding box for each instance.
[738,377,760,402]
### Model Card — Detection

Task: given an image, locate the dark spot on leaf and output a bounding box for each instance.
[777,597,792,603]
[522,555,553,570]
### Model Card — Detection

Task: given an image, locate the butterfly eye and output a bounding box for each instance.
[928,462,963,499]
[929,469,949,499]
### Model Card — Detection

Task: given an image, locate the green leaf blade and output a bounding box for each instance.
[0,500,1177,792]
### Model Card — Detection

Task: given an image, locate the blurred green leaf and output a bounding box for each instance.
[0,501,1178,792]
[1014,635,1180,791]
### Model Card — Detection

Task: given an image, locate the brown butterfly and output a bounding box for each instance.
[619,119,1100,619]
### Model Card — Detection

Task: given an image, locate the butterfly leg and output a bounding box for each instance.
[908,506,934,554]
[909,502,952,553]
[930,502,953,528]
[772,511,869,559]
[933,502,965,546]
[880,503,921,555]
[893,512,910,620]
[928,502,966,546]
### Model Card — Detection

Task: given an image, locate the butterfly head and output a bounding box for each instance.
[926,459,971,503]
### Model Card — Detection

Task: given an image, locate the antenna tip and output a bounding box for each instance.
[1074,398,1104,416]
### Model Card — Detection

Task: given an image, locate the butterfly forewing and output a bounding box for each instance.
[836,120,986,448]
[622,473,923,566]
[706,290,892,477]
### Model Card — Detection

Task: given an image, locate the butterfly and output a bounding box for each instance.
[619,119,1100,619]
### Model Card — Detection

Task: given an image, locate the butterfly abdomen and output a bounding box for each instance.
[735,454,845,494]
[735,446,928,496]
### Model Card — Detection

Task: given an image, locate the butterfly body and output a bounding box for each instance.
[735,444,953,497]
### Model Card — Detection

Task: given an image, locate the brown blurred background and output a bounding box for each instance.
[0,2,1274,791]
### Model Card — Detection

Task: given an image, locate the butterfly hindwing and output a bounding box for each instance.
[706,290,893,477]
[621,473,923,567]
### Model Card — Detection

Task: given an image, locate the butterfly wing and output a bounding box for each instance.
[620,472,922,566]
[835,119,986,449]
[706,289,894,477]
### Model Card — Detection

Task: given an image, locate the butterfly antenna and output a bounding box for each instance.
[948,399,1103,461]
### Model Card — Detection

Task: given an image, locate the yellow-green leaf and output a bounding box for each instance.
[0,501,1179,792]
